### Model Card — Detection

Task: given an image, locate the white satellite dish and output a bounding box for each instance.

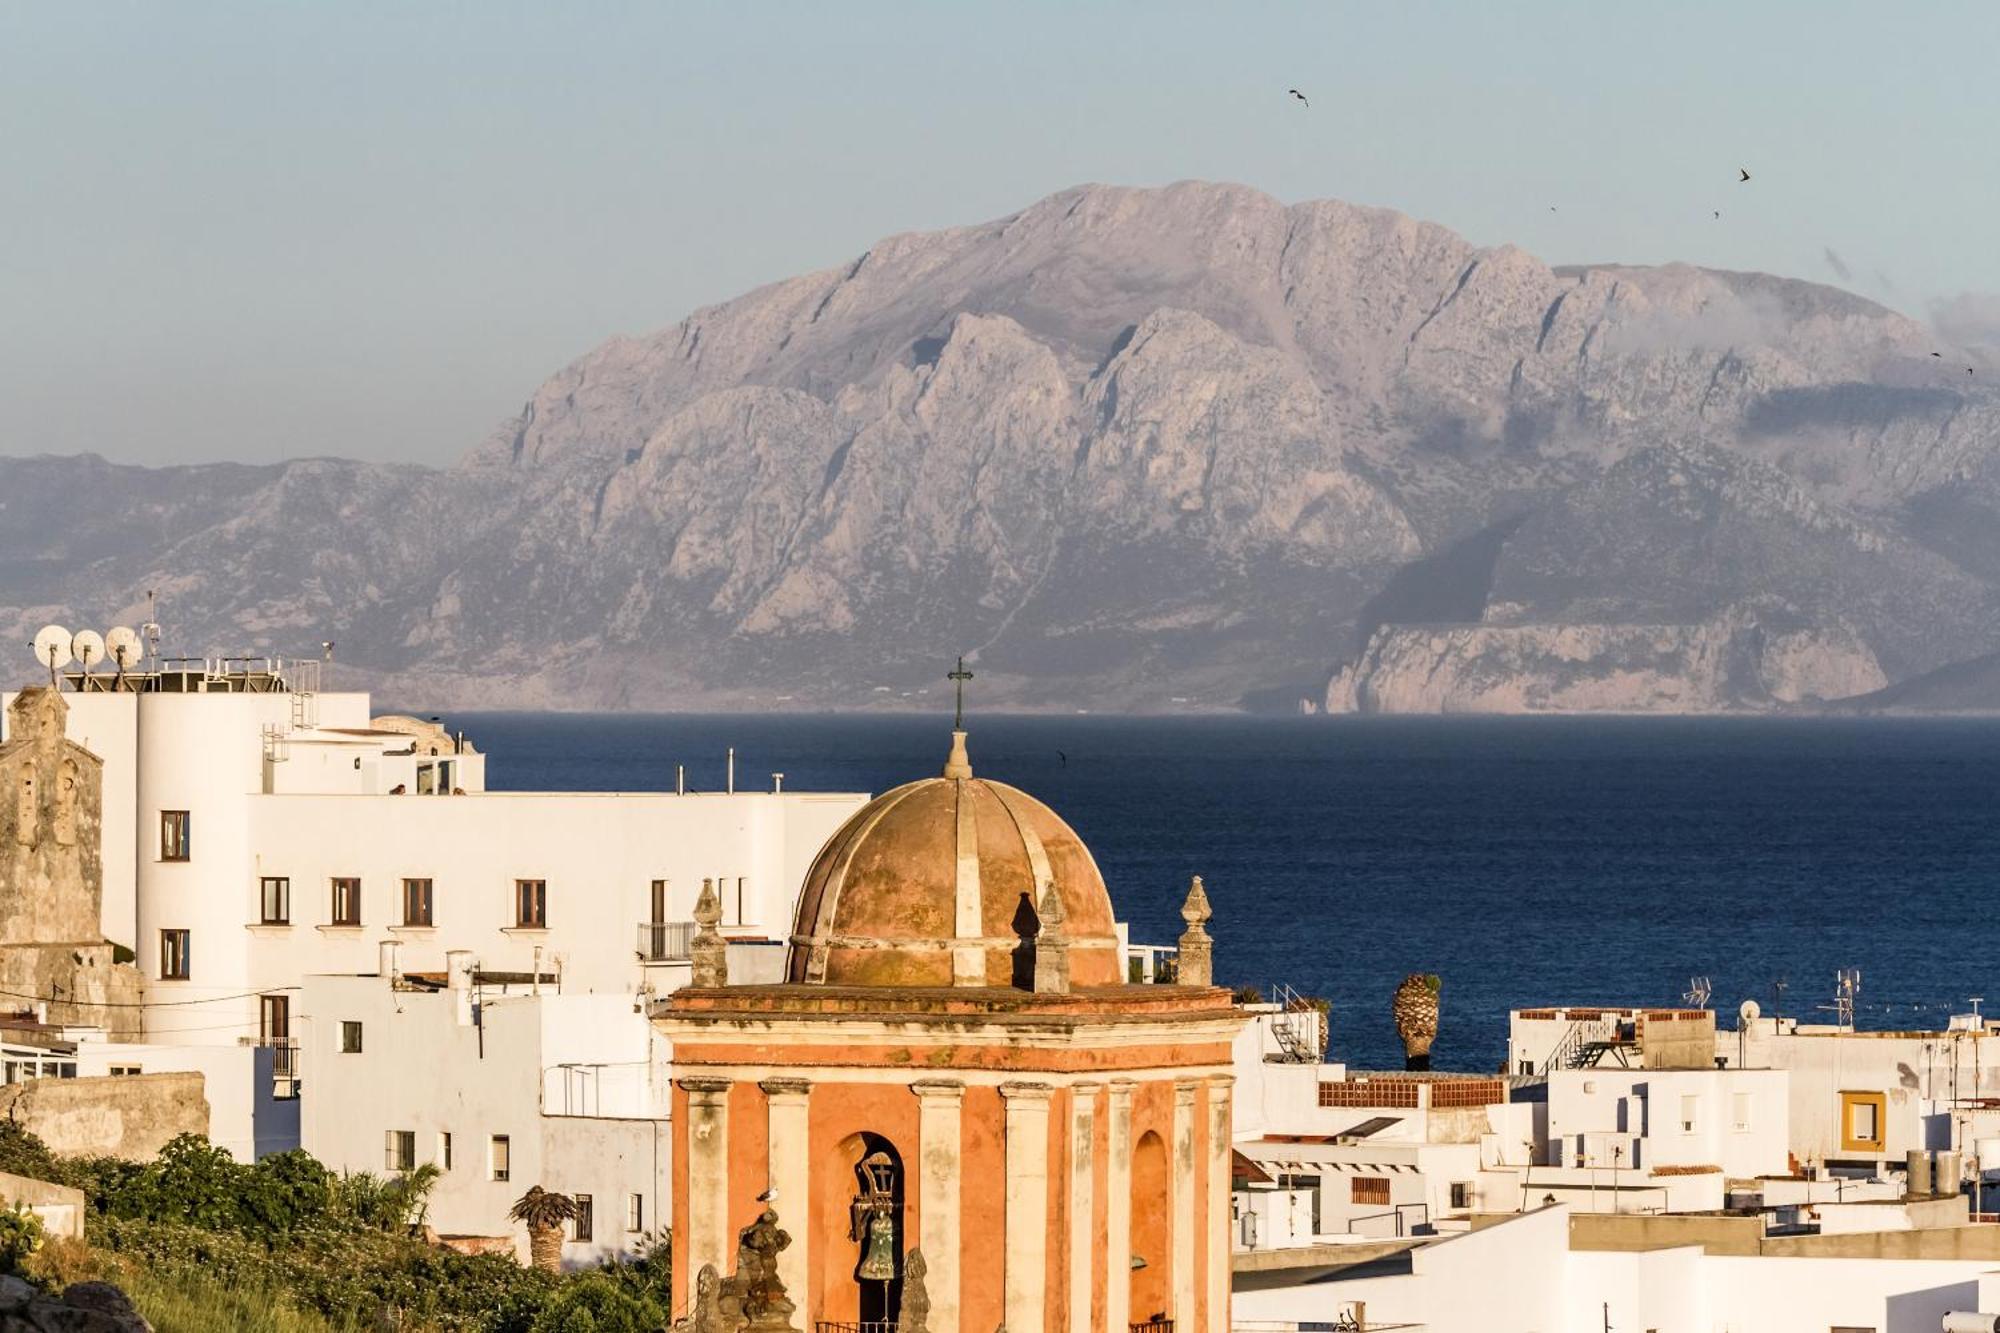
[31,625,72,674]
[71,630,104,671]
[1739,998,1762,1025]
[105,627,143,673]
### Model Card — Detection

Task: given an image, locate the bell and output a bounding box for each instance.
[857,1210,897,1281]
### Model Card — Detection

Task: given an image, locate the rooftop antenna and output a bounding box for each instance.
[32,626,72,688]
[1682,976,1713,1009]
[1832,968,1862,1028]
[141,591,161,668]
[70,630,104,689]
[105,627,143,684]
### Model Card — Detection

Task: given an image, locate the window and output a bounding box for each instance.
[108,1065,142,1077]
[416,763,436,796]
[1450,1181,1472,1210]
[1351,1176,1390,1206]
[1733,1092,1752,1132]
[515,879,548,929]
[572,1193,593,1242]
[1680,1094,1700,1134]
[260,994,290,1044]
[489,1135,511,1182]
[259,876,290,925]
[384,1130,415,1173]
[330,877,361,926]
[1841,1091,1886,1152]
[159,810,190,861]
[438,1132,452,1170]
[627,1194,644,1232]
[340,1021,363,1054]
[401,878,434,927]
[159,929,190,980]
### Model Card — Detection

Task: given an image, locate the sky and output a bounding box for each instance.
[7,1,2000,469]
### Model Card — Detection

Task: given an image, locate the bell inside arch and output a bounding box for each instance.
[858,1210,897,1281]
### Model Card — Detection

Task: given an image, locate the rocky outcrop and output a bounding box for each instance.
[1326,614,1886,714]
[4,182,2000,710]
[0,1277,152,1332]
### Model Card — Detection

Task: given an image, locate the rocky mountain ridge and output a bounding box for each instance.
[6,181,2000,712]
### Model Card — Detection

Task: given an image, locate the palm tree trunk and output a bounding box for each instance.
[528,1222,564,1273]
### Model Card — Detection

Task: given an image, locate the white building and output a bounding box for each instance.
[3,656,866,1161]
[301,961,666,1266]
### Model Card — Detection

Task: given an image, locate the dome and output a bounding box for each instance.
[788,732,1121,988]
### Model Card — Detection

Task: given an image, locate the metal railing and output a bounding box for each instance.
[1131,1320,1175,1333]
[815,1323,899,1333]
[266,1040,301,1100]
[637,921,697,963]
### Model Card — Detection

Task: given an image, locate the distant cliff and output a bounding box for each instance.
[4,181,2000,711]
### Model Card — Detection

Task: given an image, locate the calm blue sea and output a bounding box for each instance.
[448,713,2000,1073]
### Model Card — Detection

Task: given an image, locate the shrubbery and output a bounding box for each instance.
[0,1127,671,1332]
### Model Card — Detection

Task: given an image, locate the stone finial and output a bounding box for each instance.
[1176,875,1213,987]
[1031,882,1070,995]
[726,1207,797,1332]
[691,877,728,988]
[943,729,973,780]
[900,1248,931,1333]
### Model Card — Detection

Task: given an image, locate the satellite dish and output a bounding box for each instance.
[105,627,143,672]
[31,625,72,672]
[1739,998,1762,1025]
[71,630,104,670]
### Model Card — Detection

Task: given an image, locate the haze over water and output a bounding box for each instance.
[457,713,2000,1071]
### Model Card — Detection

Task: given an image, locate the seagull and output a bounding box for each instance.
[1288,88,1308,107]
[1738,168,1751,182]
[1932,352,1943,357]
[1713,211,1720,219]
[757,1187,778,1203]
[1057,750,1068,766]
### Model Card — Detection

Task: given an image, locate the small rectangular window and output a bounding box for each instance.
[1449,1181,1472,1210]
[627,1193,644,1232]
[1351,1176,1390,1206]
[490,1134,510,1181]
[159,929,190,980]
[416,763,436,796]
[385,1130,415,1172]
[159,811,190,861]
[402,878,434,927]
[572,1193,593,1242]
[340,1021,363,1054]
[438,1132,452,1170]
[259,876,290,925]
[109,1065,142,1077]
[515,879,547,929]
[330,877,361,926]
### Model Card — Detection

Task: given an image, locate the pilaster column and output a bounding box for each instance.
[1172,1081,1198,1333]
[1069,1083,1100,1333]
[1205,1076,1234,1333]
[1105,1079,1136,1333]
[761,1078,812,1315]
[681,1076,733,1287]
[1001,1082,1054,1333]
[912,1079,965,1333]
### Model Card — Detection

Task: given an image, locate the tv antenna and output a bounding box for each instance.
[31,625,72,687]
[106,627,143,680]
[1828,968,1862,1027]
[71,630,104,688]
[1682,976,1713,1009]
[141,591,161,667]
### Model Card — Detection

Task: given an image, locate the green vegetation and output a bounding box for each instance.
[0,1127,672,1333]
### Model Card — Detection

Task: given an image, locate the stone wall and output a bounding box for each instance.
[0,1073,207,1162]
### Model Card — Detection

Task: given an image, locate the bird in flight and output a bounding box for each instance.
[1057,750,1068,766]
[1288,88,1309,107]
[1713,211,1720,219]
[1932,352,1943,358]
[1738,168,1752,182]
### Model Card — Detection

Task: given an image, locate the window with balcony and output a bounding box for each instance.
[515,879,548,929]
[401,878,434,927]
[384,1130,415,1173]
[330,877,361,926]
[340,1021,363,1054]
[159,929,190,980]
[259,876,290,925]
[159,810,190,861]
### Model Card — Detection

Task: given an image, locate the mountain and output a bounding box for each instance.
[8,180,2000,713]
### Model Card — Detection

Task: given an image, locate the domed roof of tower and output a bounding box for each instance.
[787,730,1121,988]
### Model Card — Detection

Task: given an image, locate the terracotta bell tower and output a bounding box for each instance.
[656,721,1243,1333]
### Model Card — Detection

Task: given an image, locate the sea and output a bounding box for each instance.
[452,712,2000,1074]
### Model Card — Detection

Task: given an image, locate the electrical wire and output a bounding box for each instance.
[0,985,299,1010]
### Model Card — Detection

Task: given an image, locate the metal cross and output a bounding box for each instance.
[948,655,974,729]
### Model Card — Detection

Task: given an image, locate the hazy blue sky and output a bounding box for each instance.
[8,1,2000,467]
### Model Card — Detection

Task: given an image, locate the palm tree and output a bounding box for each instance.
[1392,973,1442,1071]
[509,1185,579,1273]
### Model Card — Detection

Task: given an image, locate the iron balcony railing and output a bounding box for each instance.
[266,1039,301,1100]
[637,921,697,963]
[1131,1320,1174,1333]
[814,1323,899,1333]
